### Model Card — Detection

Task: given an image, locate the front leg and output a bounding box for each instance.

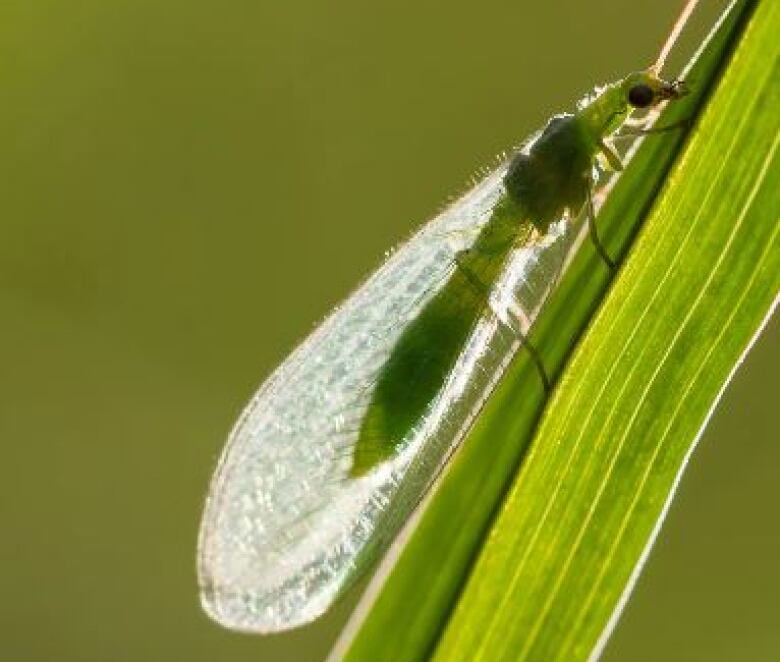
[615,117,691,137]
[598,138,624,172]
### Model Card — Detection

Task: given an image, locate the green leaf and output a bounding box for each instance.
[435,2,778,661]
[335,0,774,659]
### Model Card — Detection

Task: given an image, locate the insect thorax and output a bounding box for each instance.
[504,114,596,231]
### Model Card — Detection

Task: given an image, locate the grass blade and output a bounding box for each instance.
[334,0,766,659]
[432,0,778,658]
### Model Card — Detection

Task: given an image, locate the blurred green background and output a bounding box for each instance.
[1,1,776,660]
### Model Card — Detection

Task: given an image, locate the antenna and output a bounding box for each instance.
[652,0,701,73]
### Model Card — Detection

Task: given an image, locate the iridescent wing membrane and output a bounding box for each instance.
[198,163,581,632]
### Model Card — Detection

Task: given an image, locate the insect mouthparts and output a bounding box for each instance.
[664,79,690,99]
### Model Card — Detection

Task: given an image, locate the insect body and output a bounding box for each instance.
[352,71,685,475]
[198,69,686,633]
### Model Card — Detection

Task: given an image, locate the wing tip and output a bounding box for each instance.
[198,580,327,634]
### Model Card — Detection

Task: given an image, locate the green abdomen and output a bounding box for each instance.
[351,249,507,476]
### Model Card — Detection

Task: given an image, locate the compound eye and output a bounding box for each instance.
[628,84,654,108]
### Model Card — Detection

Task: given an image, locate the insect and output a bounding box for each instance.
[198,51,690,633]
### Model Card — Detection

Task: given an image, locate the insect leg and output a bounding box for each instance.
[454,249,551,393]
[615,117,691,137]
[505,303,551,393]
[598,139,624,172]
[585,185,616,271]
[453,249,492,298]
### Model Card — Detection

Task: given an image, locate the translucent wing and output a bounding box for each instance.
[198,165,583,632]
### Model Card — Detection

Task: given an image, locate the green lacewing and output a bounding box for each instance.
[198,2,696,633]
